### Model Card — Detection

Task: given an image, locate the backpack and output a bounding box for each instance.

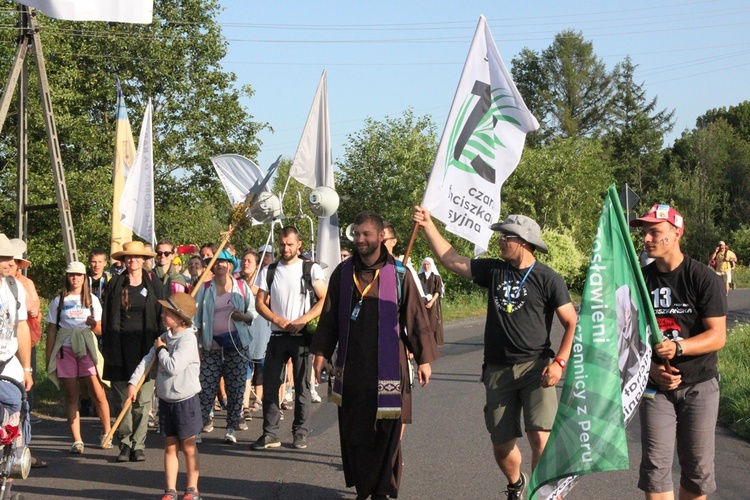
[4,276,21,312]
[266,259,318,309]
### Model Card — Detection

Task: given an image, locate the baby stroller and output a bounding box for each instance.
[0,376,31,500]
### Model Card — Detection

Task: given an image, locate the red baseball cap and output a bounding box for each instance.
[630,204,684,235]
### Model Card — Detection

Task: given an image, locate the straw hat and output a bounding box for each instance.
[158,292,197,326]
[111,241,157,260]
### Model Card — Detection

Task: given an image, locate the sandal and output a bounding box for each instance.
[281,401,293,411]
[30,456,48,468]
[99,433,113,449]
[70,441,84,454]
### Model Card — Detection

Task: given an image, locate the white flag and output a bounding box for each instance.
[17,0,153,23]
[290,70,340,275]
[422,15,539,255]
[210,154,265,206]
[119,99,156,245]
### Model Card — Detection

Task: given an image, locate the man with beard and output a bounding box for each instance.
[311,211,439,500]
[251,227,327,450]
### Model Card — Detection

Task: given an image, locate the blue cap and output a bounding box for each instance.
[206,249,239,269]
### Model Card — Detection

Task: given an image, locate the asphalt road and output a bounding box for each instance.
[14,289,750,499]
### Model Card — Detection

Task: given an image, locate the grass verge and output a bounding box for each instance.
[442,291,486,322]
[718,324,750,439]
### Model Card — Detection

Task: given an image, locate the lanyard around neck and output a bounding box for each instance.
[353,269,380,305]
[504,261,536,312]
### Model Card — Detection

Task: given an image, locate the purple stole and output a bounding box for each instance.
[332,257,402,419]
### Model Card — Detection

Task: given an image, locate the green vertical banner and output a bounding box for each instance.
[529,184,660,499]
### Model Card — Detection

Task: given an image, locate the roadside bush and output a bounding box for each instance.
[718,324,750,439]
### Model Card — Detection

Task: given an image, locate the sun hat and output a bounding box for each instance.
[111,241,157,260]
[0,234,26,258]
[158,292,197,326]
[489,215,548,254]
[629,204,684,235]
[10,238,31,271]
[213,249,239,269]
[66,261,87,274]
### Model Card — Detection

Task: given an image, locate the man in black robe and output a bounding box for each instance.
[311,210,439,500]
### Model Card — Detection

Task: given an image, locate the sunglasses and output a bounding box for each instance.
[156,251,173,257]
[498,234,521,242]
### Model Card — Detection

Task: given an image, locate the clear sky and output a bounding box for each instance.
[216,0,750,172]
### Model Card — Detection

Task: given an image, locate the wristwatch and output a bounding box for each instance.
[674,341,683,358]
[554,357,567,369]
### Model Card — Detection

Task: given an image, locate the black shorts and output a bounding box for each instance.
[159,394,202,440]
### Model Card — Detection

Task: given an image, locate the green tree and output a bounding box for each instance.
[697,100,750,144]
[664,119,750,260]
[510,47,550,146]
[502,137,613,255]
[0,0,267,296]
[513,30,613,140]
[336,109,438,257]
[605,56,675,196]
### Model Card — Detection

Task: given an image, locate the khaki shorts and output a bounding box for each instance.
[482,358,558,445]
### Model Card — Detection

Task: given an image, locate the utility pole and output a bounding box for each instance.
[0,6,78,263]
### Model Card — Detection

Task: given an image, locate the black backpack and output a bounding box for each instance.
[266,258,318,309]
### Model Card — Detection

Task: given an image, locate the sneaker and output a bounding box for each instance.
[250,434,281,450]
[506,472,528,500]
[311,391,322,403]
[202,418,214,433]
[238,421,248,431]
[195,433,202,444]
[182,487,202,500]
[117,445,131,463]
[224,428,237,444]
[279,410,284,421]
[161,489,178,500]
[292,434,308,449]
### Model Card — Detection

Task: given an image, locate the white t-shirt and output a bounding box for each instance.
[257,259,326,326]
[46,294,103,347]
[0,277,28,382]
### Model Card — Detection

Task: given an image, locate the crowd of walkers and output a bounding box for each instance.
[22,232,445,499]
[2,198,731,500]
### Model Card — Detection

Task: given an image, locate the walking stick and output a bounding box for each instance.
[100,226,237,448]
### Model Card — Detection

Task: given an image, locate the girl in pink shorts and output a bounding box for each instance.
[45,261,112,454]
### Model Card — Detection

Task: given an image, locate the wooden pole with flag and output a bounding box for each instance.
[405,15,539,264]
[110,79,135,260]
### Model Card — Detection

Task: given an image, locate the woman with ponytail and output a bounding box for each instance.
[102,241,165,463]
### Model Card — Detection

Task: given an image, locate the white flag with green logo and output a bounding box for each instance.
[421,15,538,255]
[529,184,660,499]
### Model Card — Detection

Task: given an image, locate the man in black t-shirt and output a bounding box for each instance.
[630,204,726,500]
[414,207,577,500]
